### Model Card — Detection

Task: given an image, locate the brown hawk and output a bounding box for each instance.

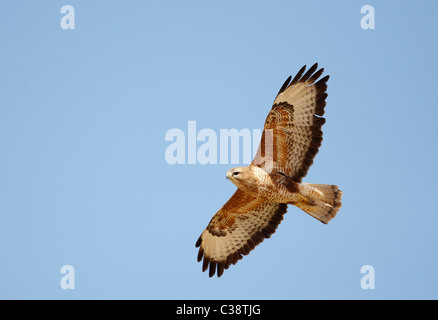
[195,63,342,277]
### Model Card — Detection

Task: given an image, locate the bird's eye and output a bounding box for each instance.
[233,172,240,176]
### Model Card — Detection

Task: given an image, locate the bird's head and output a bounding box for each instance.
[226,167,245,181]
[226,166,255,191]
[226,166,261,197]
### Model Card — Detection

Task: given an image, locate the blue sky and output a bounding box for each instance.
[1,1,437,299]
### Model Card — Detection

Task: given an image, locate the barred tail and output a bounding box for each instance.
[293,183,343,224]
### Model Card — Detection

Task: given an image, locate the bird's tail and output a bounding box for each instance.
[292,183,343,224]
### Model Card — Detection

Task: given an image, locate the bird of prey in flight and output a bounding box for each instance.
[195,63,342,277]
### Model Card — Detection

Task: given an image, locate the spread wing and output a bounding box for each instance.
[252,63,329,182]
[195,189,287,277]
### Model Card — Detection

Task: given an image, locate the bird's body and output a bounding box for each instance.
[226,166,301,203]
[226,165,342,224]
[195,63,343,277]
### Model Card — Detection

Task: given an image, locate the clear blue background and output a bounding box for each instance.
[1,0,437,299]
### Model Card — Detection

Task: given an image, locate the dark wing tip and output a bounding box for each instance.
[316,75,330,85]
[289,64,307,87]
[217,263,225,277]
[292,63,329,86]
[308,67,324,84]
[276,75,292,96]
[197,246,204,262]
[301,63,318,82]
[208,261,217,278]
[195,235,202,248]
[275,64,328,100]
[202,255,209,272]
[196,203,289,278]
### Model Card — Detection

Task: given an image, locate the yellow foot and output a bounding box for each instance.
[299,195,316,205]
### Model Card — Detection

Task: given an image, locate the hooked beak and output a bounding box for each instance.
[226,171,232,180]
